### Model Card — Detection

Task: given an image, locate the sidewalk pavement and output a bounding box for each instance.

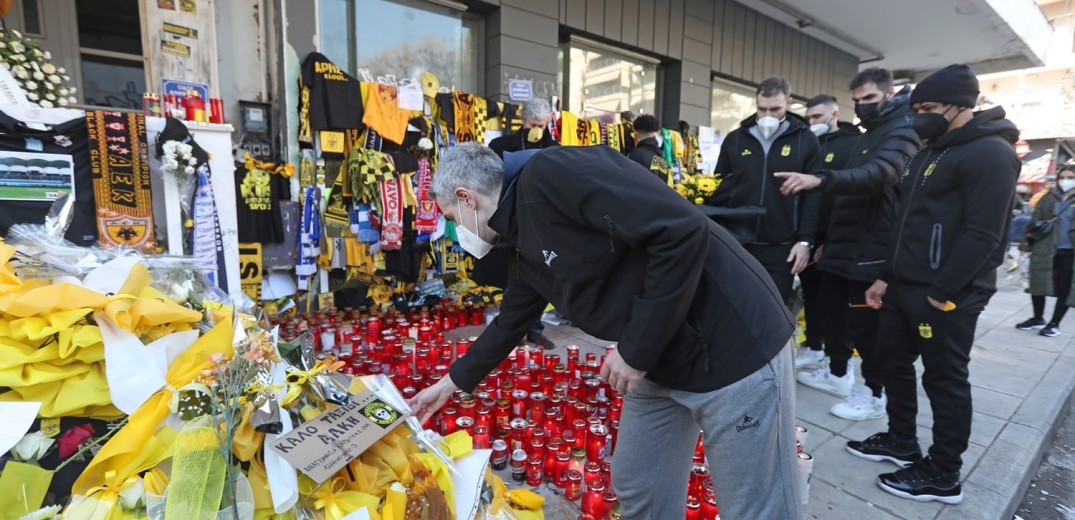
[468,267,1072,519]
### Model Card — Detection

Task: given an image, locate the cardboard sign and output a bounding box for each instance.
[268,390,406,484]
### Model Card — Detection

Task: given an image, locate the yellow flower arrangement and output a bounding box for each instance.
[675,173,723,204]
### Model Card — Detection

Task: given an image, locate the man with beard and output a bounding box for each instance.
[778,68,921,422]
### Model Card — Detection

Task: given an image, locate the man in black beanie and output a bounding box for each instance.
[845,64,1020,504]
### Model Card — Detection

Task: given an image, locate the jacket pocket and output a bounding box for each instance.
[929,223,943,270]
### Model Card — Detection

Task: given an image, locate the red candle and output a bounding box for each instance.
[529,392,547,421]
[441,407,459,436]
[686,496,702,520]
[527,453,544,487]
[565,470,583,500]
[545,438,561,482]
[555,450,571,488]
[583,461,603,488]
[602,488,619,519]
[510,418,528,451]
[494,399,511,435]
[476,406,492,431]
[587,424,608,462]
[701,481,719,520]
[511,390,529,419]
[582,480,605,516]
[366,317,381,345]
[472,425,490,449]
[455,416,475,435]
[544,408,561,439]
[458,394,476,419]
[689,463,710,501]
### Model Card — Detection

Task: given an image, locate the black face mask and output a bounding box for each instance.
[854,101,882,122]
[912,106,959,141]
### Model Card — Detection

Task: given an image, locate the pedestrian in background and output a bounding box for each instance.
[1016,164,1075,337]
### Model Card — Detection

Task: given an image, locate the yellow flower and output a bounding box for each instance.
[697,178,717,192]
[694,197,704,204]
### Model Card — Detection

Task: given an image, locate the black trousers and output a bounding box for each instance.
[819,274,882,395]
[799,262,825,349]
[881,282,991,473]
[1032,249,1073,325]
[745,243,795,304]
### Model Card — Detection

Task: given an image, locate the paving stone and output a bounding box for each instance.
[804,479,903,520]
[965,422,1045,498]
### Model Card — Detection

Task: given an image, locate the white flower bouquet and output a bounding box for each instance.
[0,28,77,107]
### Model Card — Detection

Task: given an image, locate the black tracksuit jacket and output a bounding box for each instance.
[880,106,1021,303]
[706,113,823,245]
[449,146,794,393]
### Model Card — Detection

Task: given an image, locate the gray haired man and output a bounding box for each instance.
[408,143,803,518]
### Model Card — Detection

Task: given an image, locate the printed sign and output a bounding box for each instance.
[160,41,191,58]
[238,243,263,301]
[508,79,533,102]
[162,78,209,103]
[268,390,406,483]
[162,22,198,39]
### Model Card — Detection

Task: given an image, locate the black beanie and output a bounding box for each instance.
[911,64,980,108]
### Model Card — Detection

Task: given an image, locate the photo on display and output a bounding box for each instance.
[0,150,75,202]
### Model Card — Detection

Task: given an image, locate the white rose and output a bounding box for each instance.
[12,30,23,39]
[0,42,8,49]
[45,93,54,100]
[184,166,194,175]
[57,97,67,107]
[24,81,36,90]
[33,49,42,58]
[39,100,52,108]
[32,71,43,80]
[42,63,55,74]
[12,432,54,462]
[418,138,433,150]
[11,54,22,62]
[59,88,68,96]
[45,82,54,90]
[57,66,65,74]
[117,477,145,509]
[187,157,197,165]
[26,92,37,101]
[43,51,50,60]
[68,96,77,104]
[15,69,26,79]
[67,86,75,94]
[48,75,59,84]
[11,41,25,53]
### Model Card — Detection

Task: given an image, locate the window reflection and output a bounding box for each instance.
[710,78,755,134]
[562,41,657,117]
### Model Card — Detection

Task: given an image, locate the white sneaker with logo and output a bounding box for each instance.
[794,348,826,370]
[797,367,854,397]
[831,386,887,421]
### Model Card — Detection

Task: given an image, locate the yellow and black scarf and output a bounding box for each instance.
[86,111,156,250]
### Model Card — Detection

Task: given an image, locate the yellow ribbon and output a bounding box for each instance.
[282,363,327,406]
[306,476,381,520]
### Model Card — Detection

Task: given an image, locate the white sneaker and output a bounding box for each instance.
[831,386,887,421]
[794,348,826,370]
[797,367,854,397]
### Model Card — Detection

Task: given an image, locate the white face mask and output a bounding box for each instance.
[1060,179,1075,193]
[757,116,782,139]
[809,123,830,137]
[455,199,495,259]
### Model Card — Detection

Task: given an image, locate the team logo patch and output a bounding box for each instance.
[363,400,400,428]
[102,215,151,246]
[781,145,791,157]
[825,152,835,163]
[918,323,933,339]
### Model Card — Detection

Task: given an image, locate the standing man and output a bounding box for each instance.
[845,64,1019,504]
[779,68,921,421]
[410,143,801,518]
[794,94,862,371]
[480,99,558,349]
[627,114,674,184]
[707,76,823,301]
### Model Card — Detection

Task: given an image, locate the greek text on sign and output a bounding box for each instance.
[268,390,406,484]
[508,79,533,101]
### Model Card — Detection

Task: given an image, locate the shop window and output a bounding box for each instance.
[710,78,756,134]
[560,36,658,118]
[319,0,481,94]
[76,0,145,109]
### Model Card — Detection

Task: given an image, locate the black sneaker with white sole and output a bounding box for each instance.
[1017,317,1047,331]
[1040,324,1061,337]
[846,432,922,468]
[877,457,963,504]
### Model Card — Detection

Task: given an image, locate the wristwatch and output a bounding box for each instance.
[797,241,812,248]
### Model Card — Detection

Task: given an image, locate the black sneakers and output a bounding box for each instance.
[1041,324,1061,337]
[877,457,963,504]
[1016,317,1047,331]
[846,432,922,468]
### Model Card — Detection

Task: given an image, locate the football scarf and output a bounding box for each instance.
[415,157,438,233]
[296,186,321,291]
[379,176,404,250]
[452,92,477,143]
[191,168,228,289]
[86,110,156,249]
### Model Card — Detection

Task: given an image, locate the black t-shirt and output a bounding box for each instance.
[0,109,97,245]
[234,163,288,244]
[301,52,364,131]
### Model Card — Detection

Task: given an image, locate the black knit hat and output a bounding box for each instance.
[911,64,980,108]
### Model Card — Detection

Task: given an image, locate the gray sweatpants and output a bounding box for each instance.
[611,341,802,519]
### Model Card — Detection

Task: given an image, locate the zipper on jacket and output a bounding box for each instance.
[756,146,770,239]
[603,214,616,253]
[891,150,934,278]
[929,223,943,269]
[685,317,710,372]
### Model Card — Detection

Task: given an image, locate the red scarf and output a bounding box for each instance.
[415,157,438,233]
[379,176,404,250]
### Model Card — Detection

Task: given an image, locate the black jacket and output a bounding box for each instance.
[488,129,557,158]
[706,113,823,245]
[814,122,862,244]
[627,137,674,184]
[881,106,1020,302]
[449,146,794,393]
[818,87,922,282]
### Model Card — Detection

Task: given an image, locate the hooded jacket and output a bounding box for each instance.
[818,87,922,282]
[706,112,823,245]
[449,146,794,393]
[627,137,674,184]
[881,106,1020,302]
